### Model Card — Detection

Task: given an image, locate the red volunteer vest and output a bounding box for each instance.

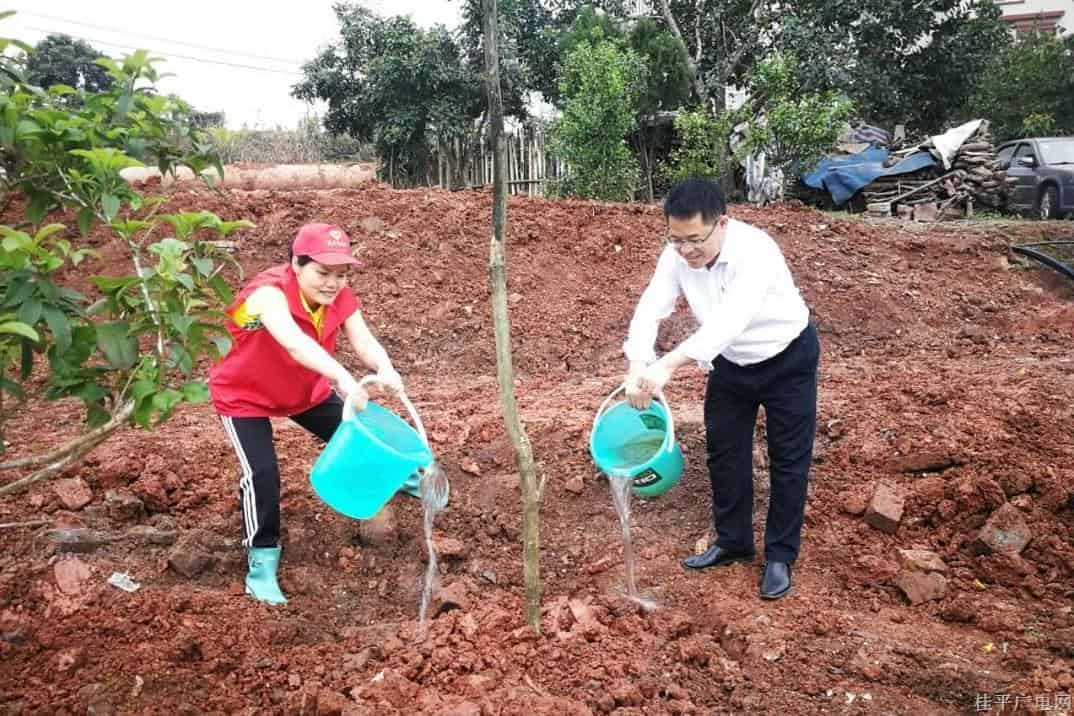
[209,264,360,417]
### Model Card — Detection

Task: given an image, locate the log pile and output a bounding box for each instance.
[950,123,1011,210]
[862,171,946,208]
[784,174,835,207]
[862,122,1013,219]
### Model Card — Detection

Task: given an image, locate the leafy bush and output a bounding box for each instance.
[0,15,251,491]
[737,52,853,173]
[663,109,736,185]
[550,37,641,201]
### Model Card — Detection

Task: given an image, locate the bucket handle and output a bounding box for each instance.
[342,375,430,449]
[590,384,676,455]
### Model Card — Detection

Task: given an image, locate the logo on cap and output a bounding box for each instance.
[326,229,347,248]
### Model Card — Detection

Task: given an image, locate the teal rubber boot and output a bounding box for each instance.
[245,546,287,605]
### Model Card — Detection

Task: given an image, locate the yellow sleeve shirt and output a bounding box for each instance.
[230,289,326,338]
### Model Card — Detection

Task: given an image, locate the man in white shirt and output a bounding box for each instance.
[623,178,819,600]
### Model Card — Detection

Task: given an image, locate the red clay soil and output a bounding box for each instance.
[1,184,1073,715]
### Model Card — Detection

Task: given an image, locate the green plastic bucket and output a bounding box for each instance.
[589,385,683,497]
[310,377,435,519]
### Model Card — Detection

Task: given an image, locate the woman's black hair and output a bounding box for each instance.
[664,177,728,223]
[291,253,315,266]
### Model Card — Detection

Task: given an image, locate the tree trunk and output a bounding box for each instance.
[0,372,5,455]
[709,67,726,115]
[0,400,134,496]
[632,127,655,203]
[647,141,655,203]
[482,0,543,632]
[659,0,708,105]
[453,136,468,191]
[641,123,658,203]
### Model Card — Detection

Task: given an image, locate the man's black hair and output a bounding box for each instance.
[663,177,727,223]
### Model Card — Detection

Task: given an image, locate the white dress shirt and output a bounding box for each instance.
[623,218,809,368]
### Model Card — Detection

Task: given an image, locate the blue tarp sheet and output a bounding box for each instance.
[802,148,938,205]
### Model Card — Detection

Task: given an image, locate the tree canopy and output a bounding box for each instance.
[25,33,114,93]
[776,0,1011,132]
[291,1,1054,195]
[968,31,1074,142]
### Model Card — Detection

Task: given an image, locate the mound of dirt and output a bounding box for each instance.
[1,184,1072,713]
[121,162,377,190]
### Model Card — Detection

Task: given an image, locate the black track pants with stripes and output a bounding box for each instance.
[219,394,343,548]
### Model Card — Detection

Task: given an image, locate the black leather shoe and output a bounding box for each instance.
[682,545,755,570]
[760,561,792,600]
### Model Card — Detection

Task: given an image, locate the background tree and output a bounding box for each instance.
[537,6,689,198]
[25,33,113,93]
[556,7,623,68]
[628,18,690,119]
[190,109,226,129]
[662,108,734,185]
[458,0,549,118]
[777,0,1010,132]
[457,0,643,107]
[292,7,482,187]
[652,0,1011,132]
[968,31,1074,142]
[657,0,768,111]
[628,17,691,199]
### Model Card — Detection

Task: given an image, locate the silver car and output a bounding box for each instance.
[997,137,1074,220]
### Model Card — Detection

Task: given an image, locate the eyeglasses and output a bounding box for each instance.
[666,221,718,249]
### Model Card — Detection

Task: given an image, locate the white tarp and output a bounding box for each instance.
[927,119,984,170]
[745,152,785,206]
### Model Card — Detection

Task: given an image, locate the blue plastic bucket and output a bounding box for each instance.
[310,381,434,519]
[589,386,684,498]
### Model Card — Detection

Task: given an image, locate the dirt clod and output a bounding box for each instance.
[54,478,93,511]
[973,502,1033,555]
[865,481,905,533]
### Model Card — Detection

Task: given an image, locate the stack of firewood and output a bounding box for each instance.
[860,121,1013,217]
[950,122,1010,210]
[862,171,945,207]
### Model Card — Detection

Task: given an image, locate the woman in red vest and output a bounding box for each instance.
[210,223,403,605]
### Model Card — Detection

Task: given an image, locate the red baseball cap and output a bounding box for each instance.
[291,223,360,266]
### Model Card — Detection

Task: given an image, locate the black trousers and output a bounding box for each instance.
[704,323,819,563]
[219,394,344,548]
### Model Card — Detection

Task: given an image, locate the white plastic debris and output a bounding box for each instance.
[108,572,141,593]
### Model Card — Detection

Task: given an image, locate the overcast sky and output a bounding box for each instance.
[6,0,463,129]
